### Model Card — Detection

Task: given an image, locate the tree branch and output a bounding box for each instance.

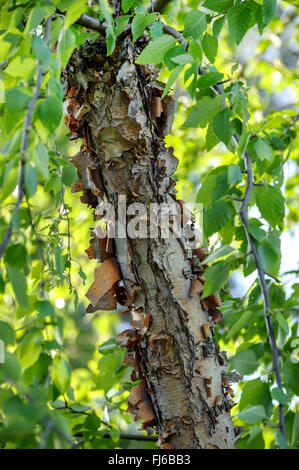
[239,147,286,440]
[0,17,53,262]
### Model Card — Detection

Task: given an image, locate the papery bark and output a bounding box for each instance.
[64,34,236,449]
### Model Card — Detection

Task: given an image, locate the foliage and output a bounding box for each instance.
[0,0,298,449]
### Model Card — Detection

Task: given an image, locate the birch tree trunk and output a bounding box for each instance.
[64,27,236,449]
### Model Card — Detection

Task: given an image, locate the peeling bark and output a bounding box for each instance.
[64,34,236,449]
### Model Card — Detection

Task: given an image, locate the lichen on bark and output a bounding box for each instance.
[64,34,236,449]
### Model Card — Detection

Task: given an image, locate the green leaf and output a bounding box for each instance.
[197,72,224,89]
[263,0,276,27]
[283,359,299,396]
[206,124,219,151]
[238,405,267,424]
[65,0,86,27]
[4,244,27,269]
[182,95,226,128]
[227,310,253,339]
[32,36,51,67]
[257,237,280,276]
[38,96,63,134]
[228,164,242,185]
[256,184,285,228]
[18,330,42,369]
[253,138,274,162]
[204,199,233,238]
[6,266,28,310]
[184,9,207,40]
[132,13,156,42]
[161,65,184,99]
[26,5,55,32]
[202,33,218,63]
[232,348,259,375]
[276,312,289,336]
[204,245,235,264]
[6,87,30,113]
[239,378,273,417]
[98,338,117,354]
[62,163,77,186]
[202,260,230,297]
[25,163,37,196]
[271,387,288,405]
[121,0,138,13]
[33,142,49,180]
[213,15,226,37]
[203,0,234,12]
[248,220,266,242]
[0,321,15,345]
[291,412,299,446]
[52,356,71,394]
[35,300,55,318]
[57,27,77,68]
[213,108,233,145]
[227,5,252,44]
[135,35,177,65]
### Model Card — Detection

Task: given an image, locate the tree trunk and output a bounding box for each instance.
[64,33,235,449]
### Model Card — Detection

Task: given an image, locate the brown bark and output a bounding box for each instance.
[64,34,236,449]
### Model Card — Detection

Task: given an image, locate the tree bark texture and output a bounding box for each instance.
[64,35,236,449]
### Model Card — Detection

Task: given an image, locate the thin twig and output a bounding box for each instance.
[0,17,52,262]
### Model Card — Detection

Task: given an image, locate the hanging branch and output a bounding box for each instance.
[74,10,288,441]
[239,148,286,440]
[0,16,53,262]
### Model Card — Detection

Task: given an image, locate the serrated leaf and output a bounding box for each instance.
[203,0,234,12]
[271,387,288,405]
[38,96,63,133]
[228,164,242,185]
[6,266,28,310]
[202,260,230,298]
[203,199,233,238]
[227,5,252,44]
[52,356,71,394]
[184,10,207,39]
[238,405,267,424]
[257,237,280,276]
[202,33,218,63]
[65,0,86,27]
[62,163,77,186]
[98,338,117,354]
[254,138,274,162]
[263,0,276,27]
[182,95,226,128]
[161,65,184,99]
[135,35,177,64]
[213,108,233,145]
[276,312,289,336]
[57,27,77,68]
[0,321,15,345]
[256,184,285,228]
[283,359,299,396]
[121,0,138,13]
[132,13,156,42]
[232,348,259,375]
[197,72,224,89]
[204,245,235,264]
